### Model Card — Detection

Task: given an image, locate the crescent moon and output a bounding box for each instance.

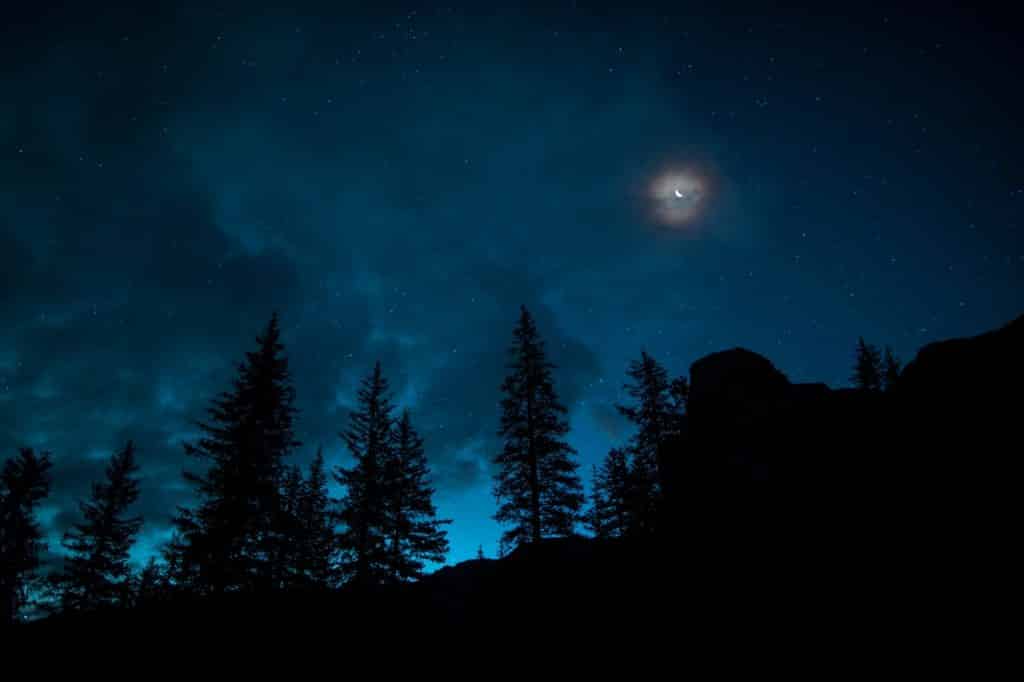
[674,189,684,198]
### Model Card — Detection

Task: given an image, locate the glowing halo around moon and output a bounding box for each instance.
[649,169,708,228]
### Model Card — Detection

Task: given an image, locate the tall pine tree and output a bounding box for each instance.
[617,351,679,535]
[588,448,632,539]
[282,449,336,589]
[384,411,450,582]
[585,465,605,538]
[0,448,52,625]
[493,306,583,549]
[852,337,883,391]
[302,449,336,588]
[335,362,394,585]
[278,463,307,588]
[136,557,171,605]
[883,346,901,392]
[58,441,143,612]
[167,313,299,593]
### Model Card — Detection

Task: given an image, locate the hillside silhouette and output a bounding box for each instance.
[12,313,1019,635]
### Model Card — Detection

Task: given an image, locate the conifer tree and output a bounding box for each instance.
[279,463,306,588]
[0,448,52,625]
[589,448,632,539]
[617,351,678,534]
[167,313,299,593]
[383,411,449,582]
[852,337,884,392]
[58,441,143,612]
[585,465,605,538]
[883,346,902,392]
[493,306,583,549]
[136,557,170,604]
[335,362,394,585]
[287,449,336,589]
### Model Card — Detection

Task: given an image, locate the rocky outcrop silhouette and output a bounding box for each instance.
[661,346,886,537]
[664,314,1024,506]
[658,314,1023,614]
[892,315,1022,552]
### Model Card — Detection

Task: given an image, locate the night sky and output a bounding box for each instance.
[3,4,1022,569]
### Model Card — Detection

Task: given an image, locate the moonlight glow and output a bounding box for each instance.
[650,170,707,227]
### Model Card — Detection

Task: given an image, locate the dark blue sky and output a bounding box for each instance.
[2,3,1021,567]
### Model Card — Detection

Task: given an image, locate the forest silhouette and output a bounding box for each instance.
[2,307,1020,631]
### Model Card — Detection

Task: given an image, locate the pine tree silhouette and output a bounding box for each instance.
[304,449,337,588]
[585,465,605,538]
[335,362,394,585]
[589,448,632,539]
[136,557,170,605]
[58,441,143,612]
[852,337,883,391]
[167,313,299,593]
[383,411,450,582]
[617,351,678,535]
[279,463,307,588]
[284,448,336,589]
[0,448,52,625]
[493,306,583,549]
[883,346,901,392]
